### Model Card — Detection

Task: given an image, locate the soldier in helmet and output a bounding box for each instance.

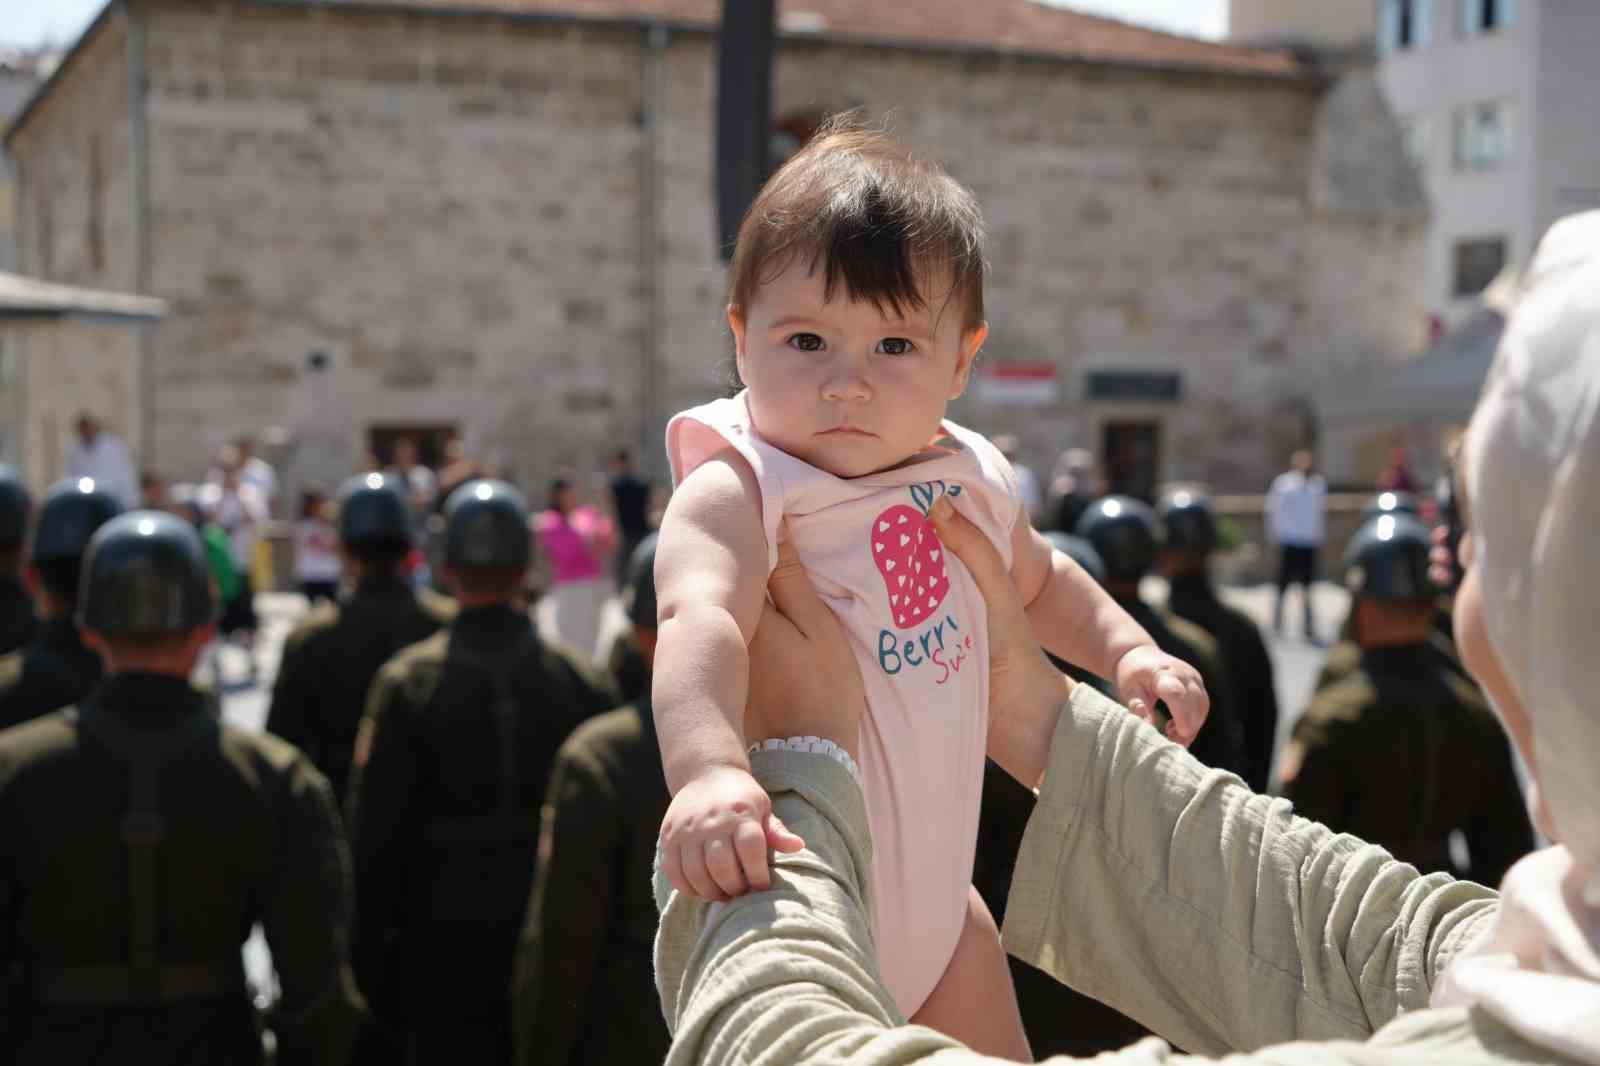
[347,480,618,1064]
[265,472,455,805]
[1279,512,1533,884]
[0,467,35,656]
[1075,496,1248,777]
[1314,491,1464,694]
[1158,490,1280,791]
[0,479,123,731]
[511,532,669,1066]
[0,510,361,1062]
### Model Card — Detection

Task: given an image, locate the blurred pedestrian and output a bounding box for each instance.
[1159,490,1280,792]
[0,510,361,1063]
[204,448,267,684]
[432,430,485,514]
[512,533,669,1066]
[387,436,436,524]
[992,434,1042,523]
[1265,449,1326,644]
[67,412,138,509]
[292,484,342,605]
[1279,512,1533,885]
[139,470,167,512]
[1377,444,1417,493]
[348,480,617,1065]
[607,448,653,584]
[266,472,454,807]
[0,466,35,656]
[0,479,122,731]
[1047,447,1099,534]
[533,476,614,660]
[235,435,279,515]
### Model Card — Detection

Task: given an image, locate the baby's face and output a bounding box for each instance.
[730,261,986,479]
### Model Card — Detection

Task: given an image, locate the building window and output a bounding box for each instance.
[1453,237,1507,297]
[1380,0,1433,53]
[1460,0,1516,34]
[1400,115,1431,172]
[1454,100,1516,170]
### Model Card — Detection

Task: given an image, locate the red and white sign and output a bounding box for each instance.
[975,361,1059,406]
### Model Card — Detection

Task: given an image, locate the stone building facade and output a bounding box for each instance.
[5,0,1427,500]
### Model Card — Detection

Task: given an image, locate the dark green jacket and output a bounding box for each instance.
[346,605,618,1062]
[0,578,35,658]
[512,699,670,1066]
[265,576,454,805]
[0,617,103,733]
[1167,573,1280,792]
[1283,644,1534,886]
[1120,597,1250,781]
[0,674,360,1065]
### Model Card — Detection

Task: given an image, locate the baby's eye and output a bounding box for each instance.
[787,333,825,353]
[877,337,914,356]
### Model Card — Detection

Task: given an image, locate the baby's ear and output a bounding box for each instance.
[950,321,988,397]
[727,304,749,360]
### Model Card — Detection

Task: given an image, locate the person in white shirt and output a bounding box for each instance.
[202,447,269,682]
[292,485,342,605]
[1265,449,1326,644]
[66,413,138,509]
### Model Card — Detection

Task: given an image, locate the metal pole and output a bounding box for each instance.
[639,23,668,470]
[126,0,154,471]
[714,0,776,261]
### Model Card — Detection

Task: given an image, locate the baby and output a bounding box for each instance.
[654,122,1208,1057]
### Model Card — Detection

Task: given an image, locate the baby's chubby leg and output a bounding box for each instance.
[909,885,1032,1062]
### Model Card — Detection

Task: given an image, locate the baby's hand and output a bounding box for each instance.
[1114,645,1209,745]
[659,765,804,901]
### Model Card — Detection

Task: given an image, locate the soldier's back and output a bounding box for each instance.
[1285,647,1533,881]
[0,577,35,657]
[0,674,355,1064]
[266,577,453,803]
[1167,578,1279,790]
[348,604,618,1063]
[0,619,104,733]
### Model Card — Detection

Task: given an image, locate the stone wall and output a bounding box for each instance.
[11,2,1428,502]
[12,319,143,491]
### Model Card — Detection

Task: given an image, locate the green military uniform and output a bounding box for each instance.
[1283,646,1533,884]
[265,578,453,804]
[0,578,34,658]
[511,698,670,1066]
[1315,600,1465,692]
[1124,599,1248,779]
[1167,575,1278,792]
[0,617,103,733]
[0,510,361,1064]
[348,606,618,1061]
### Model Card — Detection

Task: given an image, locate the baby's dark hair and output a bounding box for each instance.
[727,116,987,330]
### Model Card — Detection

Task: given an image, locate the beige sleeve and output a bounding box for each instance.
[1003,685,1501,1059]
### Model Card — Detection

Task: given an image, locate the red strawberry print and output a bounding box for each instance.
[870,504,950,630]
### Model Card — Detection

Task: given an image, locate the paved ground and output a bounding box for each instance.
[225,578,1349,995]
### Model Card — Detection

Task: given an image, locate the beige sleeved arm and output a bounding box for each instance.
[1004,684,1500,1058]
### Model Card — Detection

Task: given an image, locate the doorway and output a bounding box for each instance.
[368,425,455,470]
[1102,421,1161,502]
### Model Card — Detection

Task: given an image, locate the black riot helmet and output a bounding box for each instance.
[78,511,217,635]
[1343,512,1434,602]
[622,532,659,628]
[444,480,531,569]
[1361,491,1422,524]
[336,473,414,552]
[30,478,125,564]
[1074,496,1160,581]
[1044,531,1107,587]
[0,465,30,547]
[1157,489,1218,553]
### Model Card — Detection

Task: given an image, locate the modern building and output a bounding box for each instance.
[1236,0,1600,331]
[6,0,1427,498]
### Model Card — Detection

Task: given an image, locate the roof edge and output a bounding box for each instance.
[3,0,118,150]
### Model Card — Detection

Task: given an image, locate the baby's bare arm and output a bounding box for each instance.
[653,453,772,792]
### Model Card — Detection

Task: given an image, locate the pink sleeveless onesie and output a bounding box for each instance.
[667,392,1019,1015]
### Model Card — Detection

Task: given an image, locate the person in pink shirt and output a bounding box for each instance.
[652,120,1210,1058]
[534,476,614,661]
